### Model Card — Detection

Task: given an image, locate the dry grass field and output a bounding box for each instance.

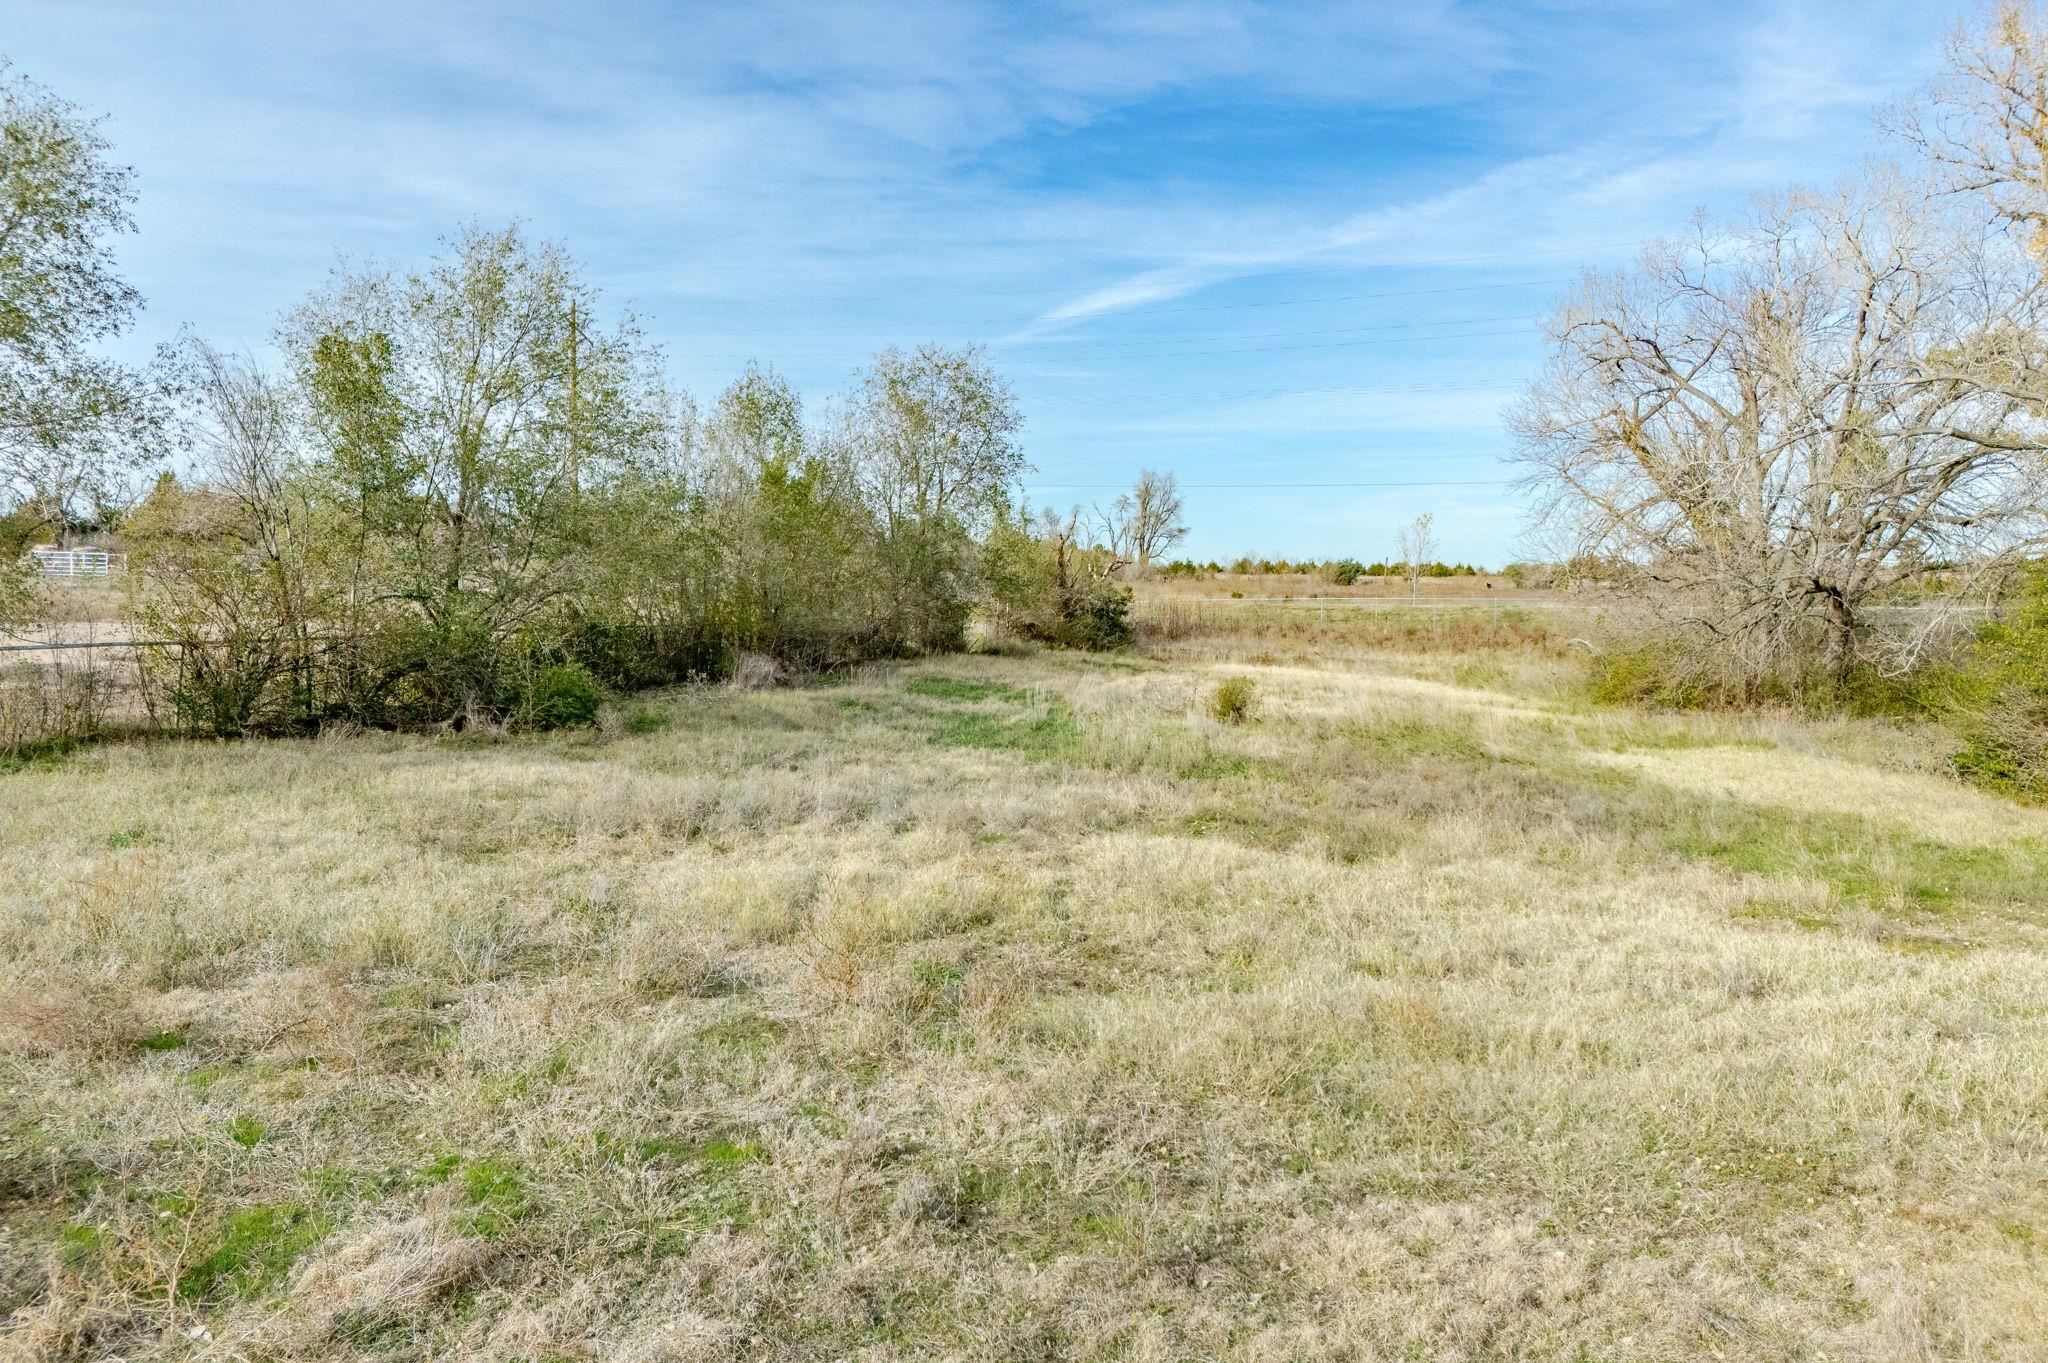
[4,605,2047,1361]
[1140,572,1537,602]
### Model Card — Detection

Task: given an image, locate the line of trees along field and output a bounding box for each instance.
[8,8,2048,799]
[140,251,1158,735]
[1,61,1148,739]
[130,237,1054,736]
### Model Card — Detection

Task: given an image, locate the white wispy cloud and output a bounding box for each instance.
[1,0,1980,560]
[1004,0,1955,345]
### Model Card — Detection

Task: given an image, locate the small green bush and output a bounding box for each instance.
[1945,566,2048,801]
[524,662,603,730]
[980,513,1132,651]
[1050,576,1133,650]
[1586,646,1710,709]
[1209,676,1256,724]
[1330,559,1365,586]
[624,705,673,735]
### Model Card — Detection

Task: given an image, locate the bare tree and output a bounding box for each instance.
[129,344,327,733]
[1509,176,2048,692]
[1396,512,1436,603]
[1887,2,2048,258]
[1046,503,1127,583]
[1100,468,1187,570]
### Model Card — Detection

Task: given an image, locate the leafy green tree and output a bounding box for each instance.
[100,217,1042,733]
[127,345,347,735]
[850,344,1025,651]
[700,366,879,668]
[983,505,1131,649]
[285,224,669,723]
[0,62,172,621]
[1948,565,2048,799]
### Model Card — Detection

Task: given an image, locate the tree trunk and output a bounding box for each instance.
[1815,581,1855,680]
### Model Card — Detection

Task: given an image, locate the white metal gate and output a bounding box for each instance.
[27,547,127,577]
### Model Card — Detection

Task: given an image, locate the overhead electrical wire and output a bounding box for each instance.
[1024,482,1523,493]
[664,321,1538,367]
[661,278,1575,341]
[1024,378,1513,406]
[690,240,1632,309]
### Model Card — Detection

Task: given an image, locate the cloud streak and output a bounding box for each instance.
[1,0,1972,561]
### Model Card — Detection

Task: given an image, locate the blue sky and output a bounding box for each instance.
[6,0,1974,563]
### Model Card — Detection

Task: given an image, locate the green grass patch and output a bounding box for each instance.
[1603,725,1776,753]
[1349,719,1491,764]
[696,1008,789,1055]
[623,705,673,735]
[1729,898,1838,932]
[907,676,1029,704]
[603,1130,768,1168]
[1663,803,2048,917]
[598,1131,764,1239]
[931,704,1079,758]
[1174,751,1255,781]
[57,1222,106,1269]
[138,1030,186,1052]
[693,1136,768,1167]
[409,1152,530,1235]
[180,1203,329,1299]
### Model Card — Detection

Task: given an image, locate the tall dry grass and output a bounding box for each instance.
[2,632,2044,1359]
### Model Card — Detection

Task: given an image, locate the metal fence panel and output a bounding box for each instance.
[26,548,127,578]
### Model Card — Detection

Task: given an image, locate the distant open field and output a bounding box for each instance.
[4,607,2046,1360]
[1144,571,1544,601]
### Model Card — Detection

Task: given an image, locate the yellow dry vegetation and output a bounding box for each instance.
[2,612,2044,1360]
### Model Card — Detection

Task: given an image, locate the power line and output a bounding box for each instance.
[690,242,1631,309]
[1025,478,1512,490]
[662,278,1575,343]
[1025,378,1514,406]
[667,322,1538,366]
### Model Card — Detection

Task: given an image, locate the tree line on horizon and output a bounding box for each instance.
[7,7,2048,797]
[0,60,1186,740]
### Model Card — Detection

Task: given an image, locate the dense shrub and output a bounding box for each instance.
[1330,559,1365,586]
[1050,574,1133,649]
[1584,645,1714,709]
[114,234,1030,740]
[982,510,1132,650]
[1583,638,1923,714]
[1209,675,1256,723]
[521,661,603,730]
[1945,567,2048,800]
